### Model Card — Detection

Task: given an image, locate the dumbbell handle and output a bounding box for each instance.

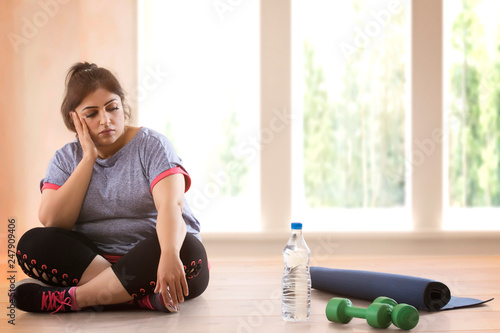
[343,306,369,319]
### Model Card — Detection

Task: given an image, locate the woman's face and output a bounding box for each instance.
[75,88,126,148]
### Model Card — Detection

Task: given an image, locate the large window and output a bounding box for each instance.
[443,0,500,230]
[138,0,500,233]
[291,0,411,231]
[138,1,260,232]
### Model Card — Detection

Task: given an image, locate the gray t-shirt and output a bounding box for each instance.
[40,127,201,255]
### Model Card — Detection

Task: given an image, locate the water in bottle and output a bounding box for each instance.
[282,222,311,321]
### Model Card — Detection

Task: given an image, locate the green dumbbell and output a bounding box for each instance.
[326,297,393,329]
[373,296,398,307]
[373,296,420,330]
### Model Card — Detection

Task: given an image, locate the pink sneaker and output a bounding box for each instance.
[136,291,179,313]
[10,280,79,313]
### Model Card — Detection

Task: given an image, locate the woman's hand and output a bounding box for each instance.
[39,112,98,229]
[71,111,98,161]
[154,250,189,310]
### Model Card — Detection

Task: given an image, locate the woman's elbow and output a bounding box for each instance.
[38,206,50,226]
[38,211,56,228]
[38,208,72,230]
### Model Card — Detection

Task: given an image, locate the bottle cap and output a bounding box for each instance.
[291,222,303,230]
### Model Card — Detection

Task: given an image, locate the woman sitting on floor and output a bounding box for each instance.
[11,62,209,313]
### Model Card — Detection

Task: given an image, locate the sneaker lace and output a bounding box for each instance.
[41,290,72,314]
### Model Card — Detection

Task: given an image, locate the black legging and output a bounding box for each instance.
[16,227,209,300]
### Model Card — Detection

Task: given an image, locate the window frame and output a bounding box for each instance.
[261,0,445,233]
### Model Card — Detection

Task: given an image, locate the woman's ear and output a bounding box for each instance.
[122,101,132,124]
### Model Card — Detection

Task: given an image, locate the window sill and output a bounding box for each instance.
[201,230,500,258]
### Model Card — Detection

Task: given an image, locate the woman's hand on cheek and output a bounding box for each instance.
[71,111,98,162]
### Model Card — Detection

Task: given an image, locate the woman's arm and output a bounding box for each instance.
[152,173,189,308]
[38,112,97,230]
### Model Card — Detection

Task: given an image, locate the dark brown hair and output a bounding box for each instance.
[61,62,131,133]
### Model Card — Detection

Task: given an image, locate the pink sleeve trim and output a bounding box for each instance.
[41,183,61,192]
[150,166,191,193]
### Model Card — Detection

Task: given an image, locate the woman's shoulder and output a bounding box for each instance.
[137,126,166,139]
[136,127,173,147]
[133,127,178,161]
[48,139,82,168]
[54,139,81,158]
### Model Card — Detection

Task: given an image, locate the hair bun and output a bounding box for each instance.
[66,62,98,82]
[86,63,98,71]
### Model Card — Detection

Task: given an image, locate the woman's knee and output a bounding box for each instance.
[181,233,209,299]
[16,227,98,287]
[18,227,60,252]
[17,227,67,281]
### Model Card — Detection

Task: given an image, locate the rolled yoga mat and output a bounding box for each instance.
[310,267,493,311]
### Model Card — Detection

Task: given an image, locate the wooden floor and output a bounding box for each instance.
[1,255,499,333]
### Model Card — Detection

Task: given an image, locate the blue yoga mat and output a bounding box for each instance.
[310,267,493,311]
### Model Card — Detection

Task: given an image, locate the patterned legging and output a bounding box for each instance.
[16,227,209,300]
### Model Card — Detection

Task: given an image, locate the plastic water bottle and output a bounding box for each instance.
[282,222,311,321]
